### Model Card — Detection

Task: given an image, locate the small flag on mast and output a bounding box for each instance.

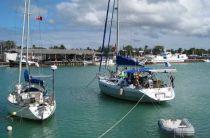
[36,16,43,21]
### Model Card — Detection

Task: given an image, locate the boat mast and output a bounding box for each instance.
[18,0,27,85]
[116,0,119,54]
[99,0,111,72]
[26,0,31,70]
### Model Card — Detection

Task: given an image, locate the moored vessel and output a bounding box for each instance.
[158,118,195,136]
[97,0,176,103]
[7,0,57,121]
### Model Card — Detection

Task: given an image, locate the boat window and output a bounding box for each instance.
[152,73,170,88]
[24,87,40,92]
[30,98,36,103]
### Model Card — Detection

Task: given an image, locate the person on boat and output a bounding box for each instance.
[133,73,140,88]
[148,79,153,88]
[147,72,154,88]
[131,73,135,84]
[124,73,130,85]
[118,67,128,78]
[119,71,127,78]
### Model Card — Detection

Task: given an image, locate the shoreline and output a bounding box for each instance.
[0,58,207,67]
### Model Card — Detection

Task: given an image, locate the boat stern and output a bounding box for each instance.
[142,87,175,102]
[29,102,56,120]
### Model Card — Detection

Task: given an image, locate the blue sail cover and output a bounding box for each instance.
[24,70,44,86]
[124,67,153,74]
[116,55,142,66]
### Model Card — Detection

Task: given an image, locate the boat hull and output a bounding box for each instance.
[7,100,56,121]
[98,79,175,102]
[9,60,39,67]
[158,119,195,136]
[9,60,26,67]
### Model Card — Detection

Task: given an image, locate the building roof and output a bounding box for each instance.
[9,49,96,55]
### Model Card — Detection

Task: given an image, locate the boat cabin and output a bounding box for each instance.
[116,67,176,89]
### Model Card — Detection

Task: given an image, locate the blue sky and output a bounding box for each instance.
[0,0,210,49]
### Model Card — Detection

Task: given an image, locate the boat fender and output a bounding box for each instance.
[12,112,16,116]
[120,88,123,95]
[7,126,12,132]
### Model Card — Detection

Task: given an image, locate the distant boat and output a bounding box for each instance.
[6,51,39,67]
[97,0,176,103]
[158,118,195,136]
[7,0,56,120]
[146,51,188,63]
[83,60,93,66]
[9,56,39,67]
[203,58,210,62]
[93,58,115,66]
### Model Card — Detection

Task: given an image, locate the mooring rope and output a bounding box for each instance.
[86,73,99,88]
[98,94,145,138]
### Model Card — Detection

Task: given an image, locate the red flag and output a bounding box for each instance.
[36,16,43,21]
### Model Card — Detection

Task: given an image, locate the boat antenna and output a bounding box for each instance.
[18,0,27,85]
[99,0,111,72]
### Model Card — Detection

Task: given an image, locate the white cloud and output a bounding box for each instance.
[19,4,47,16]
[30,5,47,16]
[49,19,55,24]
[4,0,210,49]
[55,0,210,37]
[56,1,106,26]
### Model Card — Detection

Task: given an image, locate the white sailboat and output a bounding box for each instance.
[98,0,176,102]
[99,67,176,102]
[203,58,210,62]
[7,0,57,120]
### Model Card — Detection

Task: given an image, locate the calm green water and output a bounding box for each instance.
[0,63,210,138]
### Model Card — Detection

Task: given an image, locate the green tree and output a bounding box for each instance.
[86,47,92,50]
[138,47,143,51]
[119,49,126,56]
[143,45,152,54]
[123,45,134,56]
[170,49,175,54]
[50,45,66,49]
[32,45,36,49]
[177,48,183,53]
[60,44,66,49]
[0,40,16,51]
[152,45,164,55]
[144,45,148,51]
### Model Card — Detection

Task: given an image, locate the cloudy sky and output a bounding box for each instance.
[1,0,210,49]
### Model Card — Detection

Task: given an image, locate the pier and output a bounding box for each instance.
[43,61,85,66]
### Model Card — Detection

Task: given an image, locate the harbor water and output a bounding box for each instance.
[0,62,210,137]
